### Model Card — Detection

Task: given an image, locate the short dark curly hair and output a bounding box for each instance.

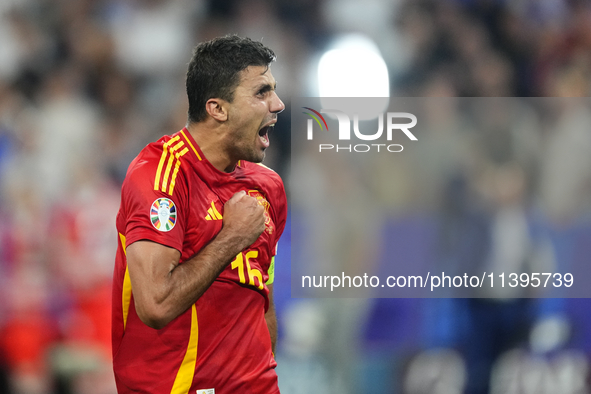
[186,35,276,123]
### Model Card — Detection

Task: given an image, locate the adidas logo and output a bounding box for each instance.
[204,201,223,221]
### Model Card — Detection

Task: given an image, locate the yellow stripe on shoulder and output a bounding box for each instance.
[180,128,201,161]
[153,135,192,196]
[154,136,181,191]
[161,140,185,193]
[168,147,189,196]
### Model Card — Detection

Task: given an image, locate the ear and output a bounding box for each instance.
[205,98,228,122]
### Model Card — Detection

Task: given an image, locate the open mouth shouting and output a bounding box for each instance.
[258,122,275,148]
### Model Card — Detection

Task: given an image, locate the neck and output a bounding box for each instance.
[186,121,237,172]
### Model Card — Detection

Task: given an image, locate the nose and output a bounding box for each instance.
[270,91,285,114]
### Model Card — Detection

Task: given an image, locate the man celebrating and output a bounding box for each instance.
[112,35,287,394]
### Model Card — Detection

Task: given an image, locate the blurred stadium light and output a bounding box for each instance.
[318,34,390,119]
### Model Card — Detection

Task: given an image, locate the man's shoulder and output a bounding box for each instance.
[127,135,174,170]
[123,133,193,196]
[241,160,282,180]
[241,161,285,191]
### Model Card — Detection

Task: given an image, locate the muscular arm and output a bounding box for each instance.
[265,284,278,353]
[127,191,265,329]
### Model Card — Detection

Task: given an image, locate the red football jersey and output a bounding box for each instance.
[112,128,287,394]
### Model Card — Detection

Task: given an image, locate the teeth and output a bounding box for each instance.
[259,123,274,140]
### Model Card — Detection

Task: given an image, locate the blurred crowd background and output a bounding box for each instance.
[289,96,591,394]
[1,0,591,393]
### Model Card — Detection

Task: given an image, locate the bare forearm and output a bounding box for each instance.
[128,190,266,330]
[158,232,245,325]
[129,230,247,329]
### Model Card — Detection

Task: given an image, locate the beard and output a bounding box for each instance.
[228,137,266,164]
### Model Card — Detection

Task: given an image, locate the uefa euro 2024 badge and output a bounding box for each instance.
[150,198,177,232]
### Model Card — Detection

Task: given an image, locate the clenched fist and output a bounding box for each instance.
[222,190,265,249]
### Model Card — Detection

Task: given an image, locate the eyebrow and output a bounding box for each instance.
[255,81,277,94]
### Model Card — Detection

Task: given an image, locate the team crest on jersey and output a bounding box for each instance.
[150,198,177,232]
[247,190,274,234]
